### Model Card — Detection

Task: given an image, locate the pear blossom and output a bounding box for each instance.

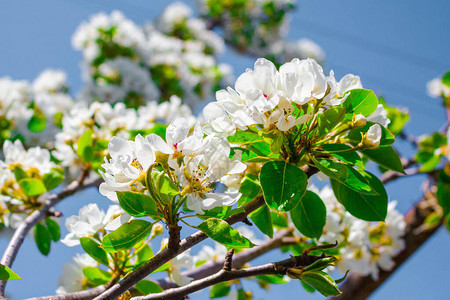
[99,135,157,202]
[364,124,382,148]
[170,249,194,286]
[427,77,450,98]
[56,253,97,294]
[61,204,122,246]
[367,104,390,127]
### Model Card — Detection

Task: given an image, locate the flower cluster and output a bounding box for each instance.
[0,140,58,229]
[198,0,324,62]
[99,117,246,214]
[309,185,406,280]
[0,70,73,146]
[53,96,194,177]
[73,7,232,108]
[203,58,389,135]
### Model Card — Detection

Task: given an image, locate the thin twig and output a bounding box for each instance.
[0,170,99,297]
[223,249,235,272]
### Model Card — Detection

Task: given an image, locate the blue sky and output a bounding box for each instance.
[0,0,449,299]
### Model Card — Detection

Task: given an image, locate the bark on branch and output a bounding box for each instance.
[132,253,324,300]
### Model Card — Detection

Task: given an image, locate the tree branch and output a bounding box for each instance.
[381,157,417,184]
[156,228,294,290]
[132,252,323,300]
[330,193,443,300]
[93,166,317,300]
[0,170,100,297]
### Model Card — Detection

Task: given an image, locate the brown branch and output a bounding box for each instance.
[25,286,106,300]
[223,249,235,272]
[92,195,267,300]
[330,193,443,300]
[93,166,317,300]
[381,157,417,184]
[132,252,323,300]
[156,228,294,290]
[0,170,100,297]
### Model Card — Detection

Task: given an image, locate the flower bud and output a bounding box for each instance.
[150,223,164,239]
[352,114,367,128]
[362,124,382,149]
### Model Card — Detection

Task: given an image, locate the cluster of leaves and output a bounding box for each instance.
[202,0,294,52]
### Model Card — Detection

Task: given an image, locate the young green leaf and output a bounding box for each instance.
[82,267,111,285]
[227,130,264,145]
[0,264,21,280]
[300,270,341,297]
[101,220,153,253]
[13,166,28,182]
[117,191,160,218]
[34,222,51,256]
[249,204,273,238]
[19,178,47,197]
[362,146,405,174]
[151,171,179,204]
[45,217,60,242]
[256,274,288,284]
[238,175,261,206]
[77,129,95,162]
[136,244,154,266]
[28,112,47,132]
[80,237,109,266]
[135,280,164,295]
[210,282,232,298]
[321,144,362,167]
[42,167,65,191]
[260,161,307,211]
[331,171,388,221]
[290,191,326,239]
[316,107,345,138]
[343,89,378,117]
[197,218,255,249]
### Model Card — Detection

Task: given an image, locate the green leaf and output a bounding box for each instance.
[136,244,154,266]
[19,178,47,197]
[331,171,388,221]
[314,159,377,195]
[13,166,28,182]
[101,220,153,253]
[362,146,405,174]
[28,112,47,132]
[117,191,160,218]
[321,144,362,167]
[301,281,316,293]
[249,204,273,238]
[151,171,179,204]
[82,267,111,285]
[348,121,395,147]
[290,191,326,239]
[437,171,450,215]
[343,89,378,117]
[238,175,261,206]
[316,107,345,138]
[260,161,307,211]
[304,257,337,272]
[45,217,60,242]
[301,271,341,297]
[34,222,51,256]
[77,129,94,162]
[197,218,255,249]
[80,237,109,266]
[271,211,289,228]
[0,264,21,280]
[135,280,164,295]
[386,106,409,136]
[210,282,231,298]
[227,130,264,144]
[256,274,288,284]
[42,167,65,191]
[442,71,450,88]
